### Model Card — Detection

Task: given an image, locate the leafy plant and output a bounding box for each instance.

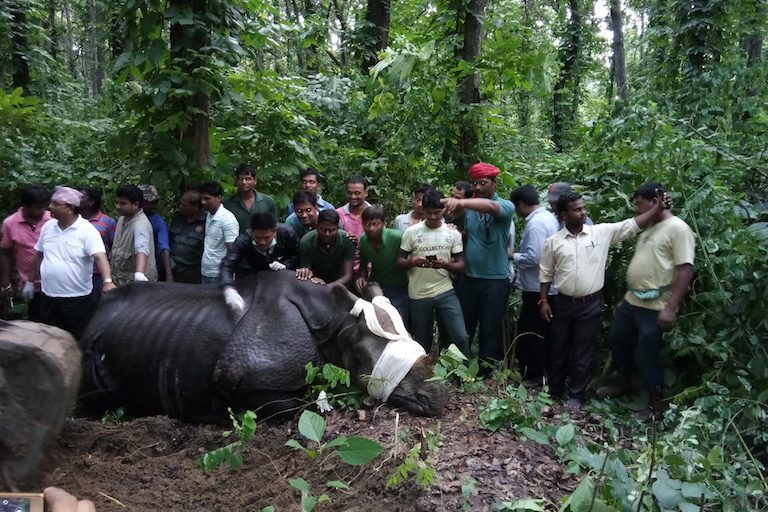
[288,478,350,512]
[305,362,366,410]
[285,410,383,466]
[198,409,257,471]
[429,344,485,394]
[386,424,442,488]
[100,407,127,424]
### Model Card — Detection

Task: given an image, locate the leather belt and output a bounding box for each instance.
[556,290,603,303]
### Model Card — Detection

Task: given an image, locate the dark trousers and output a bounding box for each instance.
[458,276,510,365]
[548,294,603,400]
[27,292,43,322]
[41,292,99,343]
[91,273,104,300]
[381,286,410,329]
[516,291,550,381]
[608,300,664,394]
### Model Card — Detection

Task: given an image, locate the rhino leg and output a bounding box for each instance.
[0,320,81,489]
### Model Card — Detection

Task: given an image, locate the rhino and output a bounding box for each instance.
[80,271,447,423]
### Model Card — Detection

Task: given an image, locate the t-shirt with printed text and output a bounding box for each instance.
[400,222,463,300]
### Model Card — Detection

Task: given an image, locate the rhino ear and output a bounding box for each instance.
[361,281,384,301]
[330,284,359,313]
[427,341,440,365]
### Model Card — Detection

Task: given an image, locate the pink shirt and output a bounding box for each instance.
[337,203,370,272]
[1,208,52,290]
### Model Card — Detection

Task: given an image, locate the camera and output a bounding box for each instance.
[0,494,44,512]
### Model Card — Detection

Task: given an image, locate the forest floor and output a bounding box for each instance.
[35,386,634,511]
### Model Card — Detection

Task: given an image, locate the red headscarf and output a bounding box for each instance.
[468,162,500,179]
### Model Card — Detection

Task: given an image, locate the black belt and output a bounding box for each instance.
[557,290,603,303]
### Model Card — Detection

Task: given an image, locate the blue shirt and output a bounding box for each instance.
[513,206,561,292]
[286,195,335,216]
[464,194,515,279]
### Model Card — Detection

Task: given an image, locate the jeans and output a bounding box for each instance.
[381,286,410,329]
[409,289,469,356]
[548,294,603,400]
[200,275,221,285]
[608,300,664,394]
[458,276,511,365]
[516,291,550,381]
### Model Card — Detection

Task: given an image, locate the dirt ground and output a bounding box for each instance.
[29,387,595,512]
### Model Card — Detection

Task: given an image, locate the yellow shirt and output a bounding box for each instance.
[624,216,695,310]
[400,222,463,300]
[539,219,640,297]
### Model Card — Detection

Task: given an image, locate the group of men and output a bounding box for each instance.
[0,161,694,415]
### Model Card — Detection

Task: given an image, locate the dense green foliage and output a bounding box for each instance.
[1,0,767,508]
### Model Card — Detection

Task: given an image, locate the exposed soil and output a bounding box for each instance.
[33,389,596,511]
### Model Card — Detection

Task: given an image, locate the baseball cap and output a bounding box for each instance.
[547,182,572,203]
[139,184,160,202]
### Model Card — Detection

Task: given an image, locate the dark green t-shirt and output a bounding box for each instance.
[359,228,408,288]
[299,230,355,282]
[223,191,278,234]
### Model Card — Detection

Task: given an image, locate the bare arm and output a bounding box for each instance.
[93,252,116,292]
[327,260,354,287]
[658,263,694,331]
[0,248,12,295]
[26,251,42,282]
[432,252,465,274]
[161,249,173,282]
[442,198,501,217]
[539,281,553,322]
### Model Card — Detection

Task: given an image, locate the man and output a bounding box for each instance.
[445,180,473,234]
[221,212,299,285]
[285,191,321,239]
[393,184,430,232]
[199,181,240,284]
[548,182,594,226]
[336,175,371,246]
[397,189,469,356]
[539,188,671,410]
[25,186,115,341]
[509,185,561,386]
[169,189,206,284]
[356,205,410,324]
[79,186,116,295]
[598,183,695,419]
[138,184,173,282]
[286,167,335,216]
[224,164,277,235]
[296,209,355,286]
[441,163,515,370]
[111,184,158,286]
[0,186,51,321]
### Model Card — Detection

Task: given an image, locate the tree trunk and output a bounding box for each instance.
[62,0,77,76]
[609,0,628,100]
[743,0,765,66]
[360,0,390,74]
[457,0,486,173]
[331,0,347,66]
[170,0,210,168]
[303,0,319,73]
[47,0,58,61]
[552,0,582,151]
[10,0,30,92]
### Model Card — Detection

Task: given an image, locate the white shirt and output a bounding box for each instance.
[201,205,240,277]
[393,211,419,232]
[539,219,640,297]
[35,216,106,297]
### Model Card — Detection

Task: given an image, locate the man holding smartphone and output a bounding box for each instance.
[397,189,469,356]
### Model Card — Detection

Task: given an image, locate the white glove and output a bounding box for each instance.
[223,286,245,314]
[269,261,287,271]
[316,390,334,413]
[133,272,149,282]
[21,281,35,301]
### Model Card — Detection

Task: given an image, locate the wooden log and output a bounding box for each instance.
[0,320,81,490]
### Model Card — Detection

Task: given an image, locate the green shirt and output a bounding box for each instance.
[359,228,408,289]
[299,230,355,283]
[223,191,278,234]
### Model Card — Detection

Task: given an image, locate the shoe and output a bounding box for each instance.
[596,374,640,398]
[637,393,666,422]
[564,398,583,411]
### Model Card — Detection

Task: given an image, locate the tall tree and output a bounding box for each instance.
[552,0,583,151]
[10,0,30,92]
[457,0,486,171]
[609,0,628,100]
[170,0,210,167]
[360,0,391,74]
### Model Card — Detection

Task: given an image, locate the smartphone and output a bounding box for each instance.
[426,255,437,261]
[0,494,44,512]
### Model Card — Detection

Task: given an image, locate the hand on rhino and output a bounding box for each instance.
[223,286,245,314]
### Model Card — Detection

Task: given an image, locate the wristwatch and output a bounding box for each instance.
[103,278,113,284]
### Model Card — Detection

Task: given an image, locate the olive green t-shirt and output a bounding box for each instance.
[223,191,278,234]
[624,216,695,311]
[299,230,355,283]
[359,228,408,289]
